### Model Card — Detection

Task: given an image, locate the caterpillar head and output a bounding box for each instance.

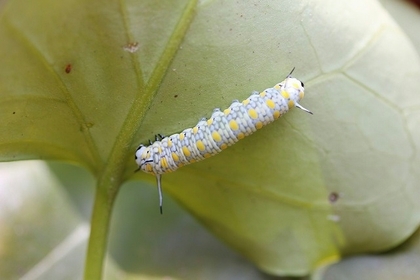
[135,145,155,174]
[284,76,312,115]
[286,77,305,101]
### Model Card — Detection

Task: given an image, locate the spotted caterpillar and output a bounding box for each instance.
[135,68,312,213]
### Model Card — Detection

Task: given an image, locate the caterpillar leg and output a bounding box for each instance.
[155,134,165,141]
[156,174,163,214]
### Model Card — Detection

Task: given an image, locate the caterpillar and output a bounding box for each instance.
[135,68,312,213]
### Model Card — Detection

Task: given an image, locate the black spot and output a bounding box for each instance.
[300,81,304,87]
[329,192,339,203]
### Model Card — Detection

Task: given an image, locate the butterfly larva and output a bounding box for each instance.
[135,68,312,213]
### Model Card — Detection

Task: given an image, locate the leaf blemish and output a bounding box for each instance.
[123,42,139,53]
[65,64,72,73]
[328,192,339,203]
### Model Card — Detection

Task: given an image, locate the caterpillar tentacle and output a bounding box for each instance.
[156,174,163,214]
[295,102,313,114]
[135,70,312,213]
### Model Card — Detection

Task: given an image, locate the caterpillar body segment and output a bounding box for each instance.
[135,69,312,213]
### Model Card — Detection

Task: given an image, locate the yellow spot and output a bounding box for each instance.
[189,158,196,163]
[266,99,275,109]
[207,118,213,125]
[221,143,228,150]
[196,140,205,151]
[274,83,281,90]
[229,119,239,130]
[193,126,199,134]
[288,100,295,108]
[224,108,231,115]
[299,91,304,99]
[212,131,221,142]
[172,152,179,162]
[158,146,162,153]
[161,158,168,168]
[167,139,172,147]
[281,90,290,99]
[292,81,300,89]
[204,153,211,158]
[242,99,250,105]
[273,110,281,119]
[179,133,185,141]
[182,146,190,157]
[256,122,263,129]
[238,133,245,139]
[260,91,266,98]
[146,164,153,172]
[248,108,258,119]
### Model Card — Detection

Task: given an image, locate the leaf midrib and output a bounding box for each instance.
[101,0,199,194]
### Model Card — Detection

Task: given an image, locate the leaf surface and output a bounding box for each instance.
[1,0,420,276]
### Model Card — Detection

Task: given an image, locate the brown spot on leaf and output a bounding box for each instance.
[65,64,72,73]
[329,192,339,203]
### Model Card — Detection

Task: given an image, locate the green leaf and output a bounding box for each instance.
[309,1,420,278]
[159,0,420,275]
[1,0,420,278]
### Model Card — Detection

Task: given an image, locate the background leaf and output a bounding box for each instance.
[0,161,90,279]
